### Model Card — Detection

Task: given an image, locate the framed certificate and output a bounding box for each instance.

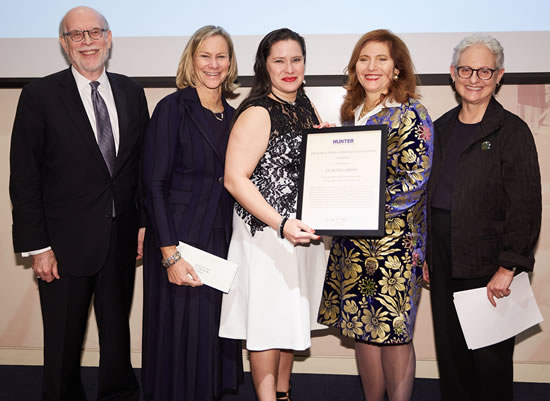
[296,125,388,236]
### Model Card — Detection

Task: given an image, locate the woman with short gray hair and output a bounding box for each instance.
[424,33,541,401]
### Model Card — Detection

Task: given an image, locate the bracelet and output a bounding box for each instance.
[279,216,289,239]
[161,251,181,269]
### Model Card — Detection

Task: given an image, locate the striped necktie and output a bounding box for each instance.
[90,81,116,217]
[90,81,116,175]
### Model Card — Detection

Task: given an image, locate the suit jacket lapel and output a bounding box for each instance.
[57,69,98,151]
[57,68,112,176]
[108,73,129,175]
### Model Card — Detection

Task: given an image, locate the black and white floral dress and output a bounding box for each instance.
[219,93,327,351]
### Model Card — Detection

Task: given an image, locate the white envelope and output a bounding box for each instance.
[176,241,238,293]
[453,272,543,350]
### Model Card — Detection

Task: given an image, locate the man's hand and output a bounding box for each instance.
[32,250,59,283]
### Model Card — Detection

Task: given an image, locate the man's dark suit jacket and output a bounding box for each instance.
[10,68,149,276]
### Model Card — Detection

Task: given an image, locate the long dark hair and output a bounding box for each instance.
[234,28,306,121]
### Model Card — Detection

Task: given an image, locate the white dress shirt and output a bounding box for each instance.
[71,66,120,153]
[354,99,402,125]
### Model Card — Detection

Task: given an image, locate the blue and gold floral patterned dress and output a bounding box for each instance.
[318,98,433,344]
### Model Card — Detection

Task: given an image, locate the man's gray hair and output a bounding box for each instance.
[58,6,110,37]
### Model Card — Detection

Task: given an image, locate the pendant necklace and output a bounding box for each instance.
[212,111,224,121]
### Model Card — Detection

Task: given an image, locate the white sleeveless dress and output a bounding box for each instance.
[219,94,327,351]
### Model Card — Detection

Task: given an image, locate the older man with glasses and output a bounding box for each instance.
[9,6,149,400]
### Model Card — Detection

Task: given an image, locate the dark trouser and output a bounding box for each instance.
[429,208,515,401]
[38,221,139,401]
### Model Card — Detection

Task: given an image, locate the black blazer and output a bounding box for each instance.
[143,87,234,251]
[427,97,541,278]
[10,68,149,276]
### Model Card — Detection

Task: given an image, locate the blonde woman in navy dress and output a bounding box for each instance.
[318,29,433,401]
[142,26,242,401]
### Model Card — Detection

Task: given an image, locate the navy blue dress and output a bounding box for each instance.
[142,87,242,401]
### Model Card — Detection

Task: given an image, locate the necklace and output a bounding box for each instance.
[199,96,224,121]
[359,102,377,120]
[271,92,296,106]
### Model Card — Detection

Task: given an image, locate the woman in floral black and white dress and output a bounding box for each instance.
[219,28,329,401]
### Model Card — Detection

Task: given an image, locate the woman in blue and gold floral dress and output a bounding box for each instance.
[318,29,433,401]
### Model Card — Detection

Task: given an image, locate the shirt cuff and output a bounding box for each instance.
[21,246,52,257]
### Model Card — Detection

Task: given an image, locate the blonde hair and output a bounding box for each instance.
[175,25,238,97]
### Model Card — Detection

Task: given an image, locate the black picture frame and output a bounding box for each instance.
[296,125,388,236]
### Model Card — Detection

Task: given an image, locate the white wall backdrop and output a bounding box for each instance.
[1,1,549,77]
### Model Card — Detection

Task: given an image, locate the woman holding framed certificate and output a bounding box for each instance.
[219,28,328,401]
[318,29,434,401]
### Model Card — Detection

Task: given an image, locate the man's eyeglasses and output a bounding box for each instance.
[62,28,107,42]
[455,66,498,80]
